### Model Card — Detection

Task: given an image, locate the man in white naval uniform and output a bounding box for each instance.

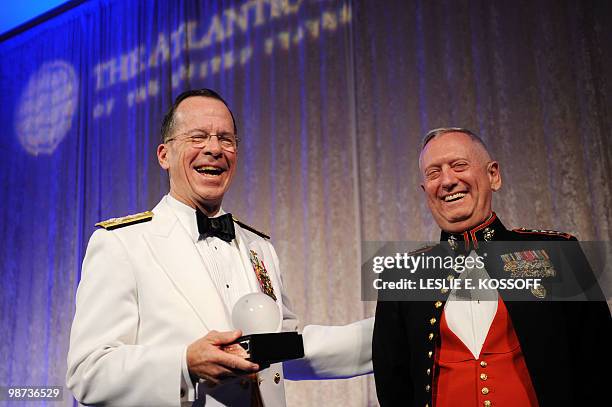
[66,89,373,406]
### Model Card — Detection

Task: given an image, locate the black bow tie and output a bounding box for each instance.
[196,210,235,242]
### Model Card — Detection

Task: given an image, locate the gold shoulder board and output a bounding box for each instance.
[408,245,436,256]
[232,216,270,239]
[96,211,154,230]
[513,227,573,240]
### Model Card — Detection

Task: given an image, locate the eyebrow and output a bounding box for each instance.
[184,128,234,135]
[422,156,471,172]
[426,155,469,166]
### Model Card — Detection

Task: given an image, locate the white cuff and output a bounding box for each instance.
[180,346,196,401]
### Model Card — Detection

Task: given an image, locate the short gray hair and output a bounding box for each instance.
[421,127,488,151]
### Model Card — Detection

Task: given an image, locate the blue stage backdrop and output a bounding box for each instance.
[0,0,610,406]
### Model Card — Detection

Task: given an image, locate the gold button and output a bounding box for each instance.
[425,384,430,392]
[480,373,488,381]
[426,404,430,407]
[480,360,487,367]
[481,387,489,395]
[484,401,491,407]
[447,274,455,281]
[430,318,437,325]
[441,288,449,294]
[274,373,281,384]
[428,333,434,341]
[434,301,442,308]
[428,351,433,358]
[426,368,431,376]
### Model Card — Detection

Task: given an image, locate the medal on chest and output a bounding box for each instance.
[249,249,277,301]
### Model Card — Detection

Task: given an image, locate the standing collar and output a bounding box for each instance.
[164,194,226,243]
[440,212,507,252]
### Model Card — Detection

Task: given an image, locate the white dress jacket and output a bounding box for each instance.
[66,196,373,406]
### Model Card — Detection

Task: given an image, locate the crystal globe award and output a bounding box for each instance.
[228,293,304,367]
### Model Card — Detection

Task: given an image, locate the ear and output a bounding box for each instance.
[157,143,170,170]
[488,161,502,191]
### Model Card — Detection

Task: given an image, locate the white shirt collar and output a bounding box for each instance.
[164,194,226,243]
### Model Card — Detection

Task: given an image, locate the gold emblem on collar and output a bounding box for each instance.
[447,235,458,251]
[483,227,494,241]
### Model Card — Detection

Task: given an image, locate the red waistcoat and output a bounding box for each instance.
[433,298,539,407]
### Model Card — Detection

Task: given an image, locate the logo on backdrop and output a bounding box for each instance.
[15,60,78,155]
[90,0,351,119]
[12,0,350,156]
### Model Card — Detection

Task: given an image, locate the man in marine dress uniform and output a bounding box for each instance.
[67,89,373,406]
[372,128,611,406]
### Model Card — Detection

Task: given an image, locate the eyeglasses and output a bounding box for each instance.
[166,131,240,152]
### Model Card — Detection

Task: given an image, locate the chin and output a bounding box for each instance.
[437,213,473,232]
[197,191,224,203]
[441,210,471,223]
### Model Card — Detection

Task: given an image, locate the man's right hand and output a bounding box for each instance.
[187,330,259,385]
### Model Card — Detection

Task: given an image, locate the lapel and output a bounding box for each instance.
[234,225,264,293]
[234,225,283,331]
[143,198,232,332]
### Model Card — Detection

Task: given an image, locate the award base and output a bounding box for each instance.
[231,332,304,367]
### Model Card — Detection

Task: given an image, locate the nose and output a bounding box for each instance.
[440,167,458,191]
[202,135,223,156]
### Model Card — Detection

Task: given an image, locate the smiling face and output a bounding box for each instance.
[157,96,237,215]
[419,131,501,233]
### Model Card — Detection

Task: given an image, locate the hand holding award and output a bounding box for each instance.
[225,293,304,368]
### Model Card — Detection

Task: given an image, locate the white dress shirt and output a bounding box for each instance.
[444,250,498,359]
[166,194,256,399]
[166,194,253,314]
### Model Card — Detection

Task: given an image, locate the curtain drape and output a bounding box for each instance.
[1,1,609,405]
